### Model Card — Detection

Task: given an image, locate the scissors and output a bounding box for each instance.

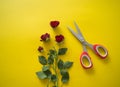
[67,22,108,69]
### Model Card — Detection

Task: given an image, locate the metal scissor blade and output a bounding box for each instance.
[67,26,84,42]
[74,21,85,40]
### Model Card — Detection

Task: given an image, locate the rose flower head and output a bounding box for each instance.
[38,46,44,53]
[50,21,60,28]
[55,34,64,43]
[40,33,50,41]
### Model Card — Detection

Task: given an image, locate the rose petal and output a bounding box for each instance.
[55,35,64,43]
[50,21,60,28]
[38,46,44,52]
[40,33,50,41]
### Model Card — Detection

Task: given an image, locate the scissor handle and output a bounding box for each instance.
[93,44,108,59]
[80,52,93,69]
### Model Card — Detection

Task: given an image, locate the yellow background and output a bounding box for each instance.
[0,0,120,87]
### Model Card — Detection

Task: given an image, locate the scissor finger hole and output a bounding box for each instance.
[96,46,107,57]
[81,55,92,69]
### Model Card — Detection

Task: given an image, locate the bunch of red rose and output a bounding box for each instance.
[38,21,64,52]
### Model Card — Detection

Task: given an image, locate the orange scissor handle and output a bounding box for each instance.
[80,52,93,69]
[93,44,108,59]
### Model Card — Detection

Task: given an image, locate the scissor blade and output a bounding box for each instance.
[67,26,83,42]
[74,21,85,40]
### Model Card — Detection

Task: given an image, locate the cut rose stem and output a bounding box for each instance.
[53,48,59,87]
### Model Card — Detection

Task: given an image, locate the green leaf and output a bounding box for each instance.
[51,74,57,82]
[36,71,47,79]
[58,48,67,55]
[44,70,52,78]
[38,56,47,65]
[42,65,49,71]
[58,59,64,69]
[48,55,54,64]
[61,70,69,83]
[64,61,73,69]
[49,49,56,55]
[60,70,67,75]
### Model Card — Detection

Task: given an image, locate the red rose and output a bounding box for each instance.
[50,21,60,28]
[55,35,64,43]
[38,46,44,52]
[40,33,50,41]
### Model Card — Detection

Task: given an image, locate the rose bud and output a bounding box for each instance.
[55,34,64,43]
[50,21,60,28]
[38,46,44,52]
[40,33,50,41]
